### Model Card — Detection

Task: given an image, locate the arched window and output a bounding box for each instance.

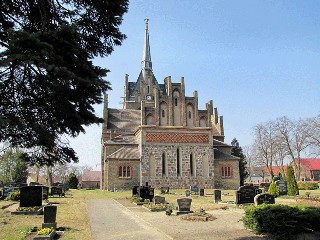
[188,111,191,119]
[162,153,166,176]
[118,165,132,178]
[177,148,180,176]
[174,98,178,106]
[190,154,193,176]
[162,109,165,118]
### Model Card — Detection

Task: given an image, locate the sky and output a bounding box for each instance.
[68,1,320,169]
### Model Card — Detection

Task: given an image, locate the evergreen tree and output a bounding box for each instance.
[66,172,79,189]
[0,1,129,165]
[231,138,249,186]
[268,181,280,198]
[286,165,299,196]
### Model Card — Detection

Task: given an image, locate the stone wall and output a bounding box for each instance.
[106,160,140,191]
[214,159,240,190]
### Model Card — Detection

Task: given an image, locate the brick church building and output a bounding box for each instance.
[101,19,240,190]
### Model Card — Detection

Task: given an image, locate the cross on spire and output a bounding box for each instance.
[142,17,152,70]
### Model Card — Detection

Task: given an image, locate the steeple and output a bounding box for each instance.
[141,17,152,71]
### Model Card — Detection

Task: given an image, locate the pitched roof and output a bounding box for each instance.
[299,158,320,170]
[106,146,140,160]
[82,170,101,182]
[107,109,141,132]
[261,166,287,176]
[213,139,232,147]
[214,149,239,160]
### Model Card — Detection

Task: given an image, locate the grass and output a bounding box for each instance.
[0,188,319,240]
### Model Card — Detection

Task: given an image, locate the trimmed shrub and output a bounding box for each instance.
[6,191,20,201]
[286,165,299,196]
[268,182,280,198]
[242,204,320,240]
[298,182,318,190]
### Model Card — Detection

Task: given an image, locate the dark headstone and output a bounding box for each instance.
[236,185,262,204]
[199,189,205,196]
[213,190,221,203]
[185,190,190,197]
[132,186,139,196]
[254,193,275,206]
[138,186,154,201]
[20,186,42,207]
[177,198,193,215]
[42,205,57,230]
[42,186,49,200]
[154,196,166,204]
[275,180,287,195]
[190,185,199,194]
[51,187,62,197]
[160,187,169,194]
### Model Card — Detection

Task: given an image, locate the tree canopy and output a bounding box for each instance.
[231,138,249,186]
[0,0,129,165]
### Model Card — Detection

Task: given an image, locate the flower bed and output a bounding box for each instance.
[11,206,43,215]
[33,227,56,240]
[180,208,216,222]
[143,203,168,212]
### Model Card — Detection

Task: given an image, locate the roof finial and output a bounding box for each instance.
[145,17,149,29]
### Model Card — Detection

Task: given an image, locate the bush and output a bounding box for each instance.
[298,182,318,190]
[286,165,299,196]
[6,191,20,201]
[268,182,280,198]
[242,204,320,240]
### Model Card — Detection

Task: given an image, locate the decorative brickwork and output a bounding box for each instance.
[146,133,209,143]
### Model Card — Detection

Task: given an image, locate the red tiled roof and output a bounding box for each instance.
[299,158,320,171]
[261,166,287,176]
[82,170,101,182]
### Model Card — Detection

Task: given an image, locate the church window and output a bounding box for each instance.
[147,86,150,94]
[188,111,191,119]
[177,148,180,176]
[174,98,178,106]
[190,154,193,176]
[118,165,132,178]
[221,165,232,178]
[162,109,165,118]
[162,153,166,176]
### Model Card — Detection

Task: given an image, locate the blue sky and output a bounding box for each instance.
[69,1,320,169]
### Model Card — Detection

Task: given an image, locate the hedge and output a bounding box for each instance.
[242,204,320,240]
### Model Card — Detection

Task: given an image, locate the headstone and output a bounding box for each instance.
[42,186,49,200]
[132,186,139,196]
[185,190,190,197]
[254,193,275,206]
[177,198,193,215]
[199,189,205,196]
[213,190,221,203]
[42,205,57,230]
[190,185,199,194]
[160,187,169,194]
[236,185,262,204]
[275,180,288,195]
[51,186,62,197]
[154,196,166,204]
[138,186,154,201]
[20,186,42,207]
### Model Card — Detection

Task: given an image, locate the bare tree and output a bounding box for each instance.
[307,115,320,157]
[274,117,311,181]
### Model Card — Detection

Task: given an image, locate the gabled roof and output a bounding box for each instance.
[299,158,320,170]
[106,146,140,160]
[82,170,101,182]
[214,149,239,160]
[261,166,287,176]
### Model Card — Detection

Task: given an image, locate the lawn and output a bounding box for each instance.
[0,188,319,239]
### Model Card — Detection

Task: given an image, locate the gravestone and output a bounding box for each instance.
[51,186,63,197]
[254,193,275,206]
[154,196,166,205]
[20,186,43,207]
[42,205,57,230]
[42,186,49,200]
[213,190,221,203]
[236,185,262,204]
[160,187,169,194]
[185,190,190,197]
[190,185,199,194]
[132,186,139,196]
[199,189,205,196]
[139,186,154,201]
[275,180,287,195]
[177,198,193,215]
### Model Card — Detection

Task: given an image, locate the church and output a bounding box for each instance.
[101,19,240,191]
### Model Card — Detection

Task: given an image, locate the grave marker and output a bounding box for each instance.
[42,205,57,230]
[213,190,221,203]
[20,186,42,207]
[190,185,199,194]
[236,185,262,204]
[199,188,204,196]
[177,198,193,215]
[275,180,287,195]
[154,196,166,205]
[254,193,275,206]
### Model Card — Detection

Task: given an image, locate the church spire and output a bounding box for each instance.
[141,17,152,71]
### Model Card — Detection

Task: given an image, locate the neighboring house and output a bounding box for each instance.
[246,166,287,183]
[80,170,101,189]
[100,19,240,191]
[296,158,320,181]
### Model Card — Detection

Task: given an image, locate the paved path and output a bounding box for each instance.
[87,199,172,240]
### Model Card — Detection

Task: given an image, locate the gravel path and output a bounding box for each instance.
[88,198,267,240]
